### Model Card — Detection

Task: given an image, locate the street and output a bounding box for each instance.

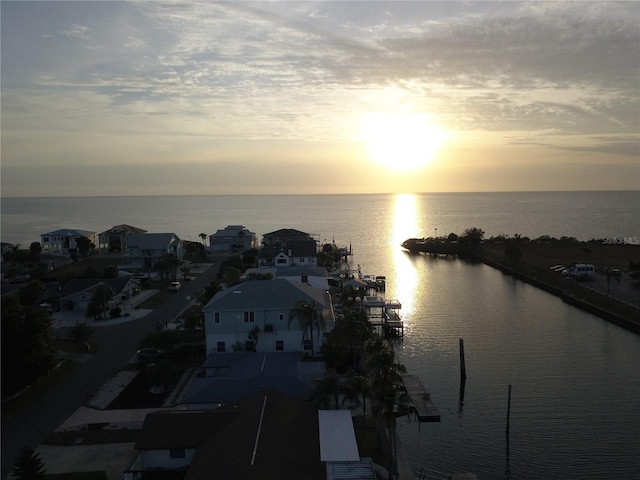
[1,259,222,476]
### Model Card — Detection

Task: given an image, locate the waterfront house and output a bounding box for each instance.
[243,265,329,290]
[124,233,182,274]
[208,225,257,252]
[98,224,147,252]
[123,389,326,480]
[40,229,97,254]
[258,240,318,267]
[201,279,330,356]
[261,228,317,247]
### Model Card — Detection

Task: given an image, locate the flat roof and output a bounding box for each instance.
[318,410,360,462]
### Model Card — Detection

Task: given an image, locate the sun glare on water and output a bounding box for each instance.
[361,112,447,171]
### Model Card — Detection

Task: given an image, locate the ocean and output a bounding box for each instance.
[2,191,640,479]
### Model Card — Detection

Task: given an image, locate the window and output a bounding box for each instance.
[245,340,256,352]
[243,311,255,323]
[214,312,220,324]
[217,341,225,352]
[276,257,287,264]
[278,313,284,321]
[170,448,186,459]
[300,258,305,263]
[276,340,284,351]
[303,339,313,351]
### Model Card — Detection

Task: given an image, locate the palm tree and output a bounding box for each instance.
[313,373,342,409]
[288,300,322,356]
[12,446,46,480]
[342,375,372,421]
[365,340,408,480]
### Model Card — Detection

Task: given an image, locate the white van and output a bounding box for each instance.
[565,264,595,277]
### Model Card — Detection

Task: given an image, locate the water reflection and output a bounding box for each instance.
[390,194,419,326]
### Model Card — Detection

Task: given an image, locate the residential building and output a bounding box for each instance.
[201,279,330,356]
[208,225,257,252]
[123,389,327,480]
[39,229,97,254]
[261,228,317,247]
[258,240,318,267]
[59,277,140,313]
[124,233,182,273]
[244,265,329,290]
[98,224,147,252]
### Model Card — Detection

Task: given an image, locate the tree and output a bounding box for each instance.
[460,227,485,245]
[199,280,222,305]
[76,236,95,257]
[1,297,56,396]
[11,446,46,480]
[289,301,322,356]
[18,281,46,306]
[365,339,409,480]
[86,284,114,320]
[70,323,93,345]
[342,375,372,421]
[29,242,42,261]
[313,373,342,409]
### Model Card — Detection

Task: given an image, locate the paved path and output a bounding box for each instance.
[1,259,223,476]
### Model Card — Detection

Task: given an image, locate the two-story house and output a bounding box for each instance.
[261,228,316,247]
[201,279,329,356]
[40,229,97,254]
[98,224,147,252]
[124,233,182,274]
[258,240,318,267]
[208,225,257,252]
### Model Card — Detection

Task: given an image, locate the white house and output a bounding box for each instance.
[258,240,318,267]
[201,279,330,356]
[208,225,257,252]
[40,229,97,254]
[243,265,329,290]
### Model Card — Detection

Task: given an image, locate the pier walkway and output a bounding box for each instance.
[402,374,441,422]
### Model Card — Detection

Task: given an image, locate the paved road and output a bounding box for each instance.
[1,259,223,476]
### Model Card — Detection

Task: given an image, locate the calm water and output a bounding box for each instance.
[2,191,640,479]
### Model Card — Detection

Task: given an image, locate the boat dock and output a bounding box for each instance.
[402,374,441,422]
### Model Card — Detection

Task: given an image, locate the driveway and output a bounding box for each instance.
[1,258,224,476]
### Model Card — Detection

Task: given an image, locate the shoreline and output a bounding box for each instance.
[473,249,640,335]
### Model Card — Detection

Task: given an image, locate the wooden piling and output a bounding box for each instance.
[506,384,512,438]
[459,338,467,382]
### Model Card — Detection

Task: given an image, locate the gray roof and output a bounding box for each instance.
[126,233,180,250]
[263,228,310,239]
[202,279,326,313]
[60,278,134,296]
[40,229,95,237]
[183,352,324,404]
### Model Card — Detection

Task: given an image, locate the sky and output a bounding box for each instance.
[1,1,639,197]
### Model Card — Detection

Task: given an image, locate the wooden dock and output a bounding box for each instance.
[402,374,441,422]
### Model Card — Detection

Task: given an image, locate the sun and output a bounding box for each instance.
[360,112,447,171]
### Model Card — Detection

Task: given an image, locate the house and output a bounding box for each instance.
[244,265,329,290]
[124,233,182,273]
[258,240,318,267]
[40,229,97,254]
[201,279,330,356]
[98,224,147,252]
[261,228,317,247]
[123,389,327,480]
[208,225,257,252]
[59,278,140,313]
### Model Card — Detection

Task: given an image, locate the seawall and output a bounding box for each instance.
[474,251,640,335]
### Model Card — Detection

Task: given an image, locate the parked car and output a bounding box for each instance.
[136,348,165,361]
[168,281,181,291]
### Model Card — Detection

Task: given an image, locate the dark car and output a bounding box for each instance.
[136,348,165,361]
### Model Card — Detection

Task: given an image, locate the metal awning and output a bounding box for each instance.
[318,410,360,462]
